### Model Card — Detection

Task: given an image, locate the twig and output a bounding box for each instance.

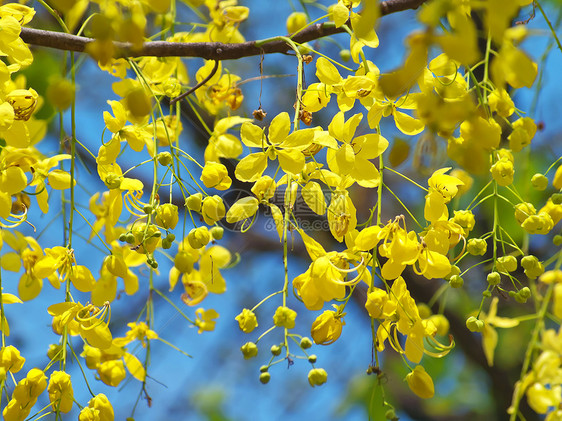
[20,0,428,60]
[169,60,219,105]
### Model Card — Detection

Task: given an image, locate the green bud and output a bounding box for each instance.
[466,316,484,332]
[307,354,317,364]
[467,238,487,256]
[339,49,351,62]
[519,286,531,299]
[259,372,271,384]
[300,337,313,349]
[119,233,127,242]
[551,193,562,205]
[554,235,562,246]
[125,233,136,244]
[166,233,176,242]
[482,290,492,297]
[449,275,464,288]
[487,272,501,285]
[270,345,281,356]
[241,342,258,359]
[210,226,224,240]
[161,238,172,249]
[259,365,269,373]
[143,205,154,214]
[445,265,461,281]
[185,193,203,212]
[531,173,548,191]
[307,368,327,387]
[104,173,122,189]
[157,152,173,166]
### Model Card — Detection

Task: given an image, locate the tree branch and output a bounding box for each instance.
[20,0,427,61]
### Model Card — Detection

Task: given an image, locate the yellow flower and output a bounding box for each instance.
[424,167,464,223]
[114,322,158,347]
[311,310,345,345]
[194,308,219,333]
[235,309,258,333]
[324,111,389,187]
[234,112,315,182]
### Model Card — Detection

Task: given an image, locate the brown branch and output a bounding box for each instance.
[169,60,219,105]
[20,0,427,61]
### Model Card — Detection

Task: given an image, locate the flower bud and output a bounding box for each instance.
[406,365,434,399]
[273,306,297,329]
[0,345,25,373]
[210,226,224,240]
[132,223,160,254]
[46,79,75,111]
[490,157,514,186]
[521,255,545,279]
[188,226,211,249]
[155,203,179,229]
[467,238,487,256]
[201,162,232,190]
[174,250,196,273]
[310,310,344,345]
[235,309,258,333]
[259,372,271,384]
[201,195,226,225]
[98,360,126,386]
[339,49,351,62]
[449,275,464,288]
[487,271,501,286]
[48,371,74,413]
[496,255,517,273]
[270,345,281,356]
[241,342,258,359]
[286,11,307,34]
[300,337,313,349]
[466,316,484,332]
[307,354,317,364]
[514,202,536,224]
[185,193,203,212]
[104,173,122,189]
[531,173,548,191]
[157,152,173,166]
[308,368,328,387]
